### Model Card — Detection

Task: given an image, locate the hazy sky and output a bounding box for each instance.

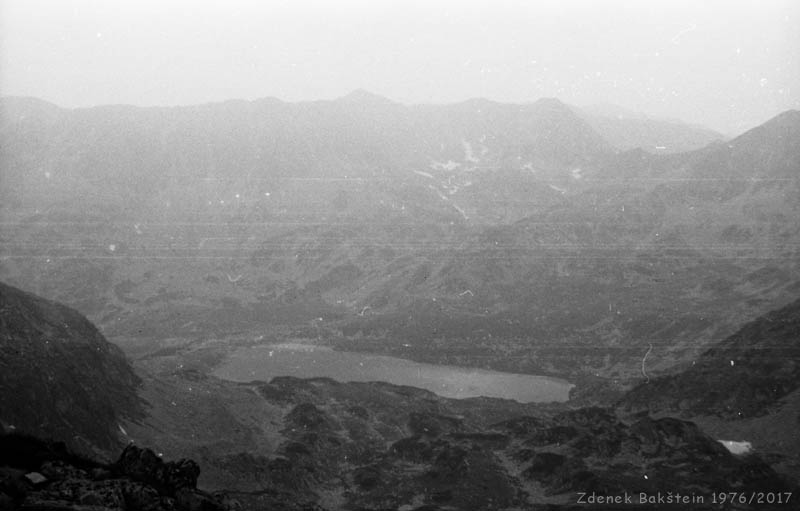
[1,0,797,134]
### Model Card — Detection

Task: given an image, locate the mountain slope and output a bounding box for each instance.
[619,297,800,482]
[577,103,726,153]
[327,109,800,378]
[0,285,796,509]
[622,297,800,418]
[0,281,143,454]
[1,99,798,386]
[0,93,610,218]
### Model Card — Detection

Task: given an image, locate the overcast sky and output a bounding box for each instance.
[1,0,797,134]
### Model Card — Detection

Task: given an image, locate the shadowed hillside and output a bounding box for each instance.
[0,282,143,454]
[622,296,800,418]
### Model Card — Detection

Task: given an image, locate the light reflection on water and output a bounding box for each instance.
[214,342,572,403]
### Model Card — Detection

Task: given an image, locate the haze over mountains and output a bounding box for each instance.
[1,90,799,509]
[0,93,796,379]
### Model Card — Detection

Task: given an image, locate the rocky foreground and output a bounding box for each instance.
[2,400,797,511]
[0,432,234,511]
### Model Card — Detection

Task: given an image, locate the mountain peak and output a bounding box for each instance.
[337,89,395,105]
[728,109,800,150]
[580,102,649,120]
[760,109,800,129]
[532,97,571,111]
[0,96,64,123]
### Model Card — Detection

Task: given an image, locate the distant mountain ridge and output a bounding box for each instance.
[576,104,726,154]
[0,92,720,198]
[0,92,735,229]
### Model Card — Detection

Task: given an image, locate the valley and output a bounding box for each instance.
[1,93,799,509]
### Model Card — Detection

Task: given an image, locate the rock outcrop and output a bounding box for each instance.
[0,282,143,454]
[0,433,229,511]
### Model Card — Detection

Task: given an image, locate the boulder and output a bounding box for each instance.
[23,472,46,486]
[114,445,199,494]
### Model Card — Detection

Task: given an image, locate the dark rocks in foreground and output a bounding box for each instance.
[0,433,230,511]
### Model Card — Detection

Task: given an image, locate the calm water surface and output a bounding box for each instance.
[214,343,572,403]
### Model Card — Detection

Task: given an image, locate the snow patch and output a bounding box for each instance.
[523,162,546,175]
[718,440,752,455]
[462,141,479,163]
[429,160,461,171]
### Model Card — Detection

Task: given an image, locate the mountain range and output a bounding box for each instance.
[0,91,799,508]
[1,93,796,384]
